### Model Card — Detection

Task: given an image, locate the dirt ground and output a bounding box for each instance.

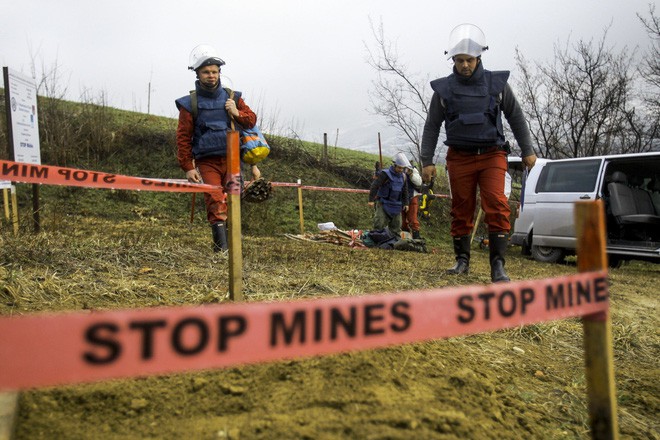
[1,218,658,439]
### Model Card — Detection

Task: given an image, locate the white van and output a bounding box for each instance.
[510,152,660,266]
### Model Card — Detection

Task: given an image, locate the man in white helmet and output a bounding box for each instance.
[420,24,537,283]
[402,161,424,240]
[368,152,411,236]
[175,44,259,253]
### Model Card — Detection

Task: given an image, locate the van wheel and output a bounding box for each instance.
[531,245,565,264]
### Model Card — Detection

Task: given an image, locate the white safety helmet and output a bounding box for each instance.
[445,23,488,59]
[393,152,412,169]
[188,44,226,71]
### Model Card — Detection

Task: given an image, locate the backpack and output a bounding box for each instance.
[393,238,428,253]
[362,228,399,250]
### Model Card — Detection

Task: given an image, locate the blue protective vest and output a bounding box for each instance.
[175,82,242,159]
[377,166,405,216]
[430,64,509,148]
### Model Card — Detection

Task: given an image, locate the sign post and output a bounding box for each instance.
[3,66,42,232]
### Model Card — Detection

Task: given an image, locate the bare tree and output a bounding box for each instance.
[28,47,117,166]
[638,4,660,120]
[514,27,656,158]
[364,17,432,165]
[28,46,76,165]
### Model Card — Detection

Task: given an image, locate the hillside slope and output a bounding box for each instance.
[0,95,449,239]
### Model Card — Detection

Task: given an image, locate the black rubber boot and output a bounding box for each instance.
[489,232,511,283]
[412,230,421,240]
[211,222,228,252]
[446,236,470,275]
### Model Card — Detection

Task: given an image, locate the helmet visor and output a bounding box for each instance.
[393,153,412,169]
[188,44,226,70]
[446,24,487,59]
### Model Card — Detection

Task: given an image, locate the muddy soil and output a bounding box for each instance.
[2,220,658,439]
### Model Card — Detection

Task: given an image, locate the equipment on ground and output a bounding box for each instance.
[242,177,272,203]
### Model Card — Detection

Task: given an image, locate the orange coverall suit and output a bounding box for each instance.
[176,96,256,225]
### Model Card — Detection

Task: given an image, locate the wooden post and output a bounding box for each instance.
[2,189,8,221]
[189,193,196,225]
[0,391,18,440]
[32,184,40,233]
[378,132,383,169]
[323,133,328,164]
[10,186,18,236]
[575,200,618,440]
[334,128,339,160]
[470,207,484,245]
[225,130,243,301]
[297,179,304,236]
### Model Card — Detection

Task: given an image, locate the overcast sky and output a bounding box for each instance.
[1,0,655,155]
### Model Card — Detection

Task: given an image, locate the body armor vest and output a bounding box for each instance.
[377,166,405,216]
[431,66,509,148]
[176,83,242,159]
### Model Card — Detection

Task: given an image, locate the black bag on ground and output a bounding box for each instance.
[362,228,399,250]
[393,238,428,253]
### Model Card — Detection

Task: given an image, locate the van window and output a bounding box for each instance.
[535,159,601,193]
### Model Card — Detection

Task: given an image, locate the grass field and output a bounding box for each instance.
[1,213,657,439]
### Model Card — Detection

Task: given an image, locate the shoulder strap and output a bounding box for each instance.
[190,87,240,131]
[189,90,198,121]
[223,87,237,131]
[223,87,239,106]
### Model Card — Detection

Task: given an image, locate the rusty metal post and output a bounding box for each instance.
[378,132,383,170]
[575,200,618,440]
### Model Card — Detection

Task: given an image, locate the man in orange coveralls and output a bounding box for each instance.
[420,24,537,282]
[175,44,260,252]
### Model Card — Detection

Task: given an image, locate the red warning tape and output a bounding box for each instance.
[1,160,449,198]
[270,181,369,193]
[0,160,222,193]
[270,181,450,198]
[0,271,608,390]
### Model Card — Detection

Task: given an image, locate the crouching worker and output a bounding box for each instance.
[368,152,411,237]
[402,163,423,239]
[175,44,259,252]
